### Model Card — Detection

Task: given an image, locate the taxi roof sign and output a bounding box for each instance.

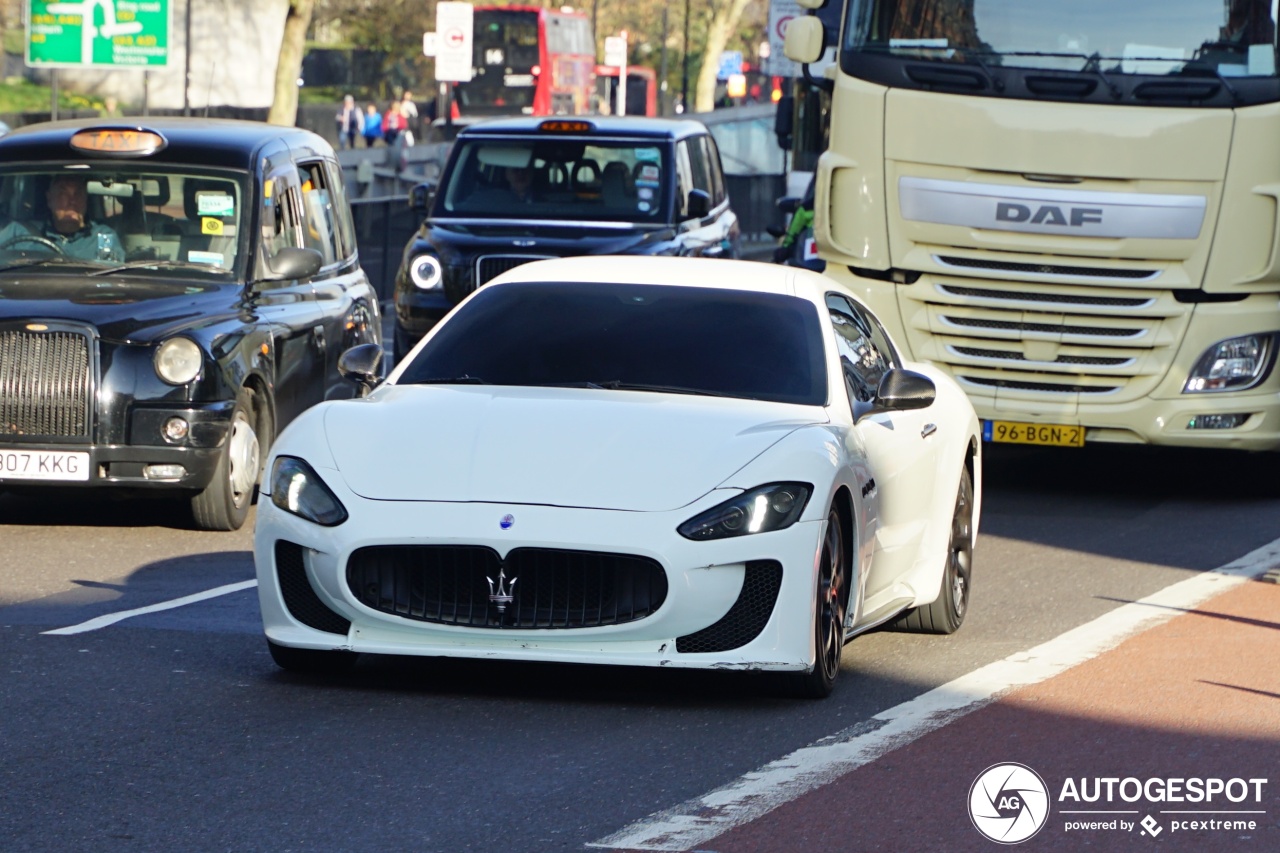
[69,128,168,157]
[539,120,595,133]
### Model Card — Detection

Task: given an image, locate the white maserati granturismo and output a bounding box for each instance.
[253,256,981,697]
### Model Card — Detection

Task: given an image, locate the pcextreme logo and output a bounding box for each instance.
[969,763,1051,844]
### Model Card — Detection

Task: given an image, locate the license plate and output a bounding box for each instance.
[982,420,1085,448]
[0,449,91,481]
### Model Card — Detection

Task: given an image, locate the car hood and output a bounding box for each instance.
[324,385,826,511]
[0,273,238,342]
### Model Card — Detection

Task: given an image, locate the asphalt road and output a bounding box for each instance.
[1,443,1278,851]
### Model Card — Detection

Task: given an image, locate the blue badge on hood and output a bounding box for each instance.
[499,513,514,530]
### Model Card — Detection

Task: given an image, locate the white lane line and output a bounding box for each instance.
[589,538,1280,851]
[41,580,259,636]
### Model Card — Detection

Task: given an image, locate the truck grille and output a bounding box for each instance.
[346,545,667,629]
[475,254,555,288]
[0,325,92,439]
[900,277,1191,401]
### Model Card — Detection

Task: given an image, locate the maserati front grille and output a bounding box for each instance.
[346,544,668,629]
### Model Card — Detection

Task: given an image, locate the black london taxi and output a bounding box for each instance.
[391,116,740,361]
[0,119,381,530]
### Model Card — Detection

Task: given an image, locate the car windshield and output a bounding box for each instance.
[0,165,247,277]
[844,0,1279,77]
[400,281,829,405]
[437,137,671,223]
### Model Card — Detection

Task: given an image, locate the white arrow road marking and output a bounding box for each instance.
[589,538,1280,851]
[41,580,259,636]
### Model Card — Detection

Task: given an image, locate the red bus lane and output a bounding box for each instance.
[706,577,1280,852]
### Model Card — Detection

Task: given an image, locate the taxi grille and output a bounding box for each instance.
[0,326,92,438]
[475,254,555,288]
[900,276,1190,401]
[346,545,667,628]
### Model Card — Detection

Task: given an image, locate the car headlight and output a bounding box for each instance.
[409,253,443,290]
[154,337,203,385]
[1183,334,1275,393]
[678,482,812,541]
[269,456,348,526]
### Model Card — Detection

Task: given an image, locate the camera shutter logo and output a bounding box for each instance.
[969,763,1051,844]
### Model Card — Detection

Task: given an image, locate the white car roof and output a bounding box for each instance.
[486,255,835,304]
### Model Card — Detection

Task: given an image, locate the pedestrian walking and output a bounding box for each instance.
[335,94,361,150]
[361,103,383,147]
[382,101,407,146]
[399,90,420,144]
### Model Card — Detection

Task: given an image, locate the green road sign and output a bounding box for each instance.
[26,0,171,68]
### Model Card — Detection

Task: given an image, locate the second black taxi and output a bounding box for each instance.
[392,116,740,361]
[0,118,380,530]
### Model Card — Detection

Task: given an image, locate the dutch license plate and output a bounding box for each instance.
[0,449,91,481]
[982,420,1085,448]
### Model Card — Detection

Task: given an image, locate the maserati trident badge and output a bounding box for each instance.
[486,569,517,613]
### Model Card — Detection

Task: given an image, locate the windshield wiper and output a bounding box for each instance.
[1081,52,1123,100]
[410,375,489,385]
[595,380,738,398]
[1178,58,1242,104]
[89,260,225,277]
[0,256,95,274]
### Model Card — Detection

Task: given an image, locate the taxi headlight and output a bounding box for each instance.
[269,456,348,526]
[154,337,203,385]
[1184,334,1276,393]
[678,482,812,541]
[410,253,443,290]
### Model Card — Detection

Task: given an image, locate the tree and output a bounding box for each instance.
[268,0,316,126]
[694,0,755,112]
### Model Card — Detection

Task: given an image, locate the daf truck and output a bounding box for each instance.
[784,0,1280,451]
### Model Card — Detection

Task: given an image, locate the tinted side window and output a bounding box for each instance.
[296,161,340,267]
[674,141,694,218]
[262,171,305,259]
[702,135,726,207]
[324,161,358,261]
[686,135,713,195]
[827,293,892,407]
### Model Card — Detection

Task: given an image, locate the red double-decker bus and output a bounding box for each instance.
[593,65,658,116]
[454,6,596,118]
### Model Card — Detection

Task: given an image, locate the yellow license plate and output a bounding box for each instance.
[983,420,1085,447]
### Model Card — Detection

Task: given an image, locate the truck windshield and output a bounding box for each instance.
[844,0,1278,78]
[436,138,671,223]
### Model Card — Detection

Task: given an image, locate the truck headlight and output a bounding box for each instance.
[1183,334,1275,393]
[269,456,348,526]
[154,337,203,385]
[678,483,812,541]
[410,253,443,290]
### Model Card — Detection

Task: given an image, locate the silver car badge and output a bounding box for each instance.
[512,239,537,247]
[486,569,517,613]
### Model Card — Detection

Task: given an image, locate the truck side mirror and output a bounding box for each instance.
[686,188,712,220]
[262,246,323,282]
[409,181,436,216]
[774,95,794,151]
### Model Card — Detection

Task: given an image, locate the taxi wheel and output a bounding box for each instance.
[191,386,262,531]
[267,640,358,675]
[889,467,973,635]
[777,506,846,699]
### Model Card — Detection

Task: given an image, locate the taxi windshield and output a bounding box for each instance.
[437,137,670,223]
[0,166,247,276]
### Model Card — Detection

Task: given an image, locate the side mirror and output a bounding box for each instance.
[409,180,436,216]
[855,369,936,422]
[338,343,385,397]
[686,188,712,220]
[264,246,323,282]
[774,94,794,151]
[784,16,826,65]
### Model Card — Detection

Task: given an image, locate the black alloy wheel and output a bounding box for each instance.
[779,506,847,699]
[889,466,974,634]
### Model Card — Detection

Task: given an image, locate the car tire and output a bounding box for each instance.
[191,386,262,531]
[776,507,847,699]
[267,639,359,674]
[888,467,973,635]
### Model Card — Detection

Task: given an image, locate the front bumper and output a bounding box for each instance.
[0,402,233,489]
[253,484,826,672]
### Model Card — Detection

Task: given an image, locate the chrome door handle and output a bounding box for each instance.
[921,423,937,439]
